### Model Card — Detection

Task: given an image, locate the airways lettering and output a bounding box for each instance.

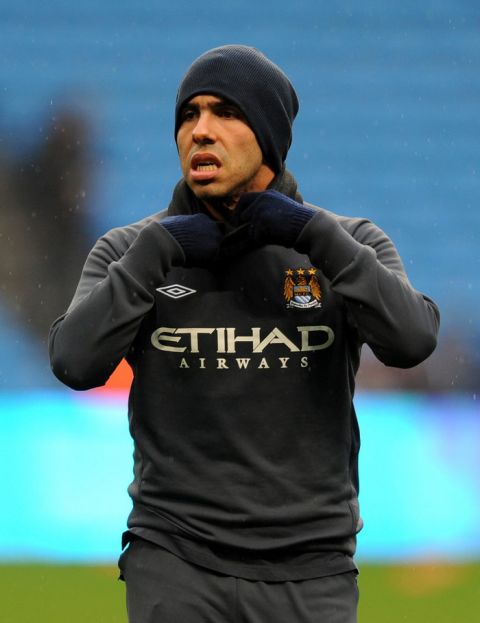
[177,356,311,370]
[151,326,334,354]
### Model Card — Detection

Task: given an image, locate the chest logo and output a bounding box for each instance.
[284,268,322,309]
[156,284,196,299]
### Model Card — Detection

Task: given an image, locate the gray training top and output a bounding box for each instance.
[49,170,439,581]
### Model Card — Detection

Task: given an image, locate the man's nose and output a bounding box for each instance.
[192,113,215,143]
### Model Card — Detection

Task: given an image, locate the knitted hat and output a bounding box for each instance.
[175,45,299,173]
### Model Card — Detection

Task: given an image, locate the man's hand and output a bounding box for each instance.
[161,213,223,266]
[236,190,315,247]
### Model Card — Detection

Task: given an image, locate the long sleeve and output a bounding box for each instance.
[296,208,440,368]
[49,218,184,390]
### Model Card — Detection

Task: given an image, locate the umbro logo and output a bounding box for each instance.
[156,284,197,299]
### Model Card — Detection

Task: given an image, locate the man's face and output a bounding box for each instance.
[176,95,274,212]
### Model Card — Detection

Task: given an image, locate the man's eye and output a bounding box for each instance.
[219,108,240,119]
[181,109,196,122]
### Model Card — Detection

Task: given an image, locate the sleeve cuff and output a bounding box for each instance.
[119,220,186,286]
[295,210,366,280]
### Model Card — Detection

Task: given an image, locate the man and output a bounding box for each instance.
[49,45,440,622]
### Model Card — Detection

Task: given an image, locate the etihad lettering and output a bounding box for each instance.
[151,326,334,354]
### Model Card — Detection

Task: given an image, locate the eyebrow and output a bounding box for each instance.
[183,99,244,116]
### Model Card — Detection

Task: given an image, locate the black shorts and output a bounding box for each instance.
[118,538,358,623]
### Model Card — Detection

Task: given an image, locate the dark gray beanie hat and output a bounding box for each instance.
[175,45,299,173]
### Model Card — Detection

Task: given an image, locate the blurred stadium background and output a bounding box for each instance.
[1,1,479,621]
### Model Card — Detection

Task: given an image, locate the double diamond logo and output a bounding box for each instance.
[156,284,197,299]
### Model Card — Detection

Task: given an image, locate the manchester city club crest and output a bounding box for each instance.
[284,268,322,309]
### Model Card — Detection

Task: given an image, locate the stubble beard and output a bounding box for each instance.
[193,174,258,221]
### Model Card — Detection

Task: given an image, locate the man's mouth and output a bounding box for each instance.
[189,153,222,182]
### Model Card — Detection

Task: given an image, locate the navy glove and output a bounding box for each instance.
[161,213,223,266]
[236,190,315,247]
